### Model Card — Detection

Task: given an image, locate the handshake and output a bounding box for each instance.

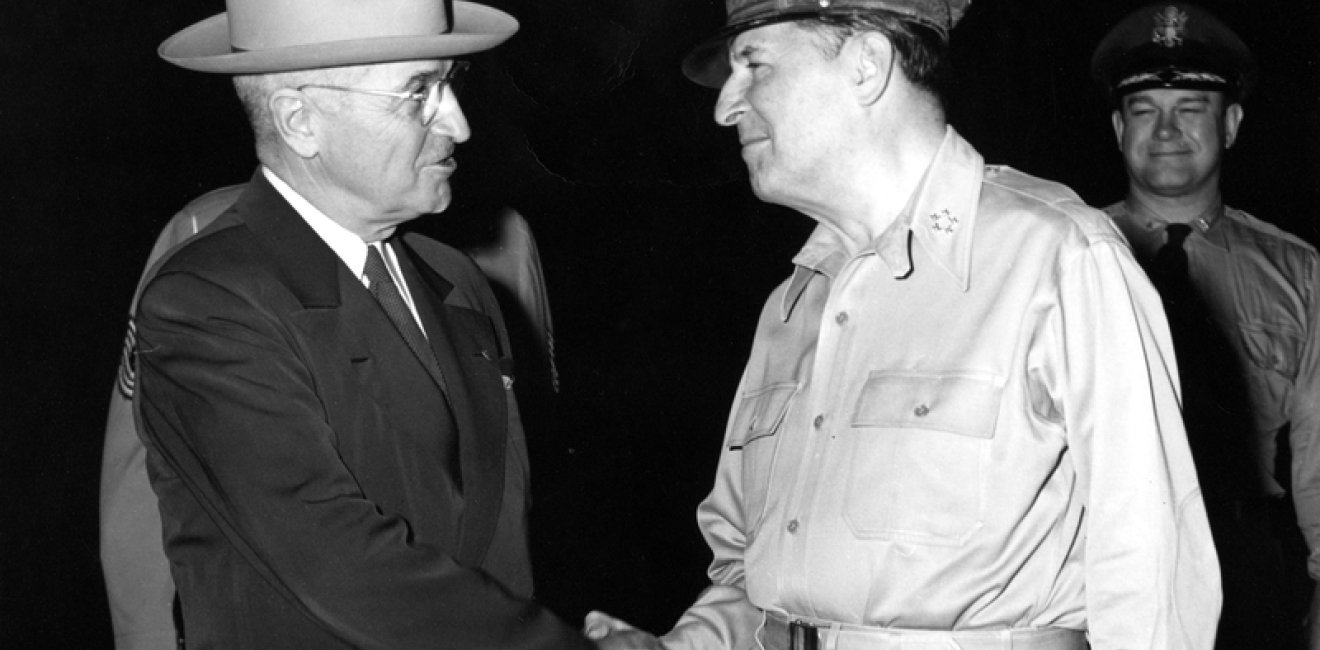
[584,610,669,650]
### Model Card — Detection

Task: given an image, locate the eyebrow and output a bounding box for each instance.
[400,67,446,92]
[729,43,766,61]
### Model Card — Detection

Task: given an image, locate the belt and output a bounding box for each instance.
[760,611,1088,650]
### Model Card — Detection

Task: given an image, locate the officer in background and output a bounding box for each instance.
[1093,4,1320,647]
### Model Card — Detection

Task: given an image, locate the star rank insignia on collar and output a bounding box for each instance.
[929,209,959,234]
[1152,5,1188,48]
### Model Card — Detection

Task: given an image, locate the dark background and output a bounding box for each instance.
[2,0,1317,646]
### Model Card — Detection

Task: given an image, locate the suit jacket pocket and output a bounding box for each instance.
[844,371,1002,547]
[728,382,798,531]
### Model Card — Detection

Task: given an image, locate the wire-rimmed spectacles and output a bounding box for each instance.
[298,61,470,126]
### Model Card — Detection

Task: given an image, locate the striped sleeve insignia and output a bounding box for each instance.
[115,317,137,399]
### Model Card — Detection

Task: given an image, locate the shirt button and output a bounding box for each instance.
[813,414,825,429]
[787,519,799,533]
[835,311,848,325]
[914,404,930,417]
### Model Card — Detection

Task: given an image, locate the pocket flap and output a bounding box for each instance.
[729,382,798,449]
[851,372,1002,439]
[1240,324,1302,379]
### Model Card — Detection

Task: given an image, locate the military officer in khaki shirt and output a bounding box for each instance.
[587,0,1220,648]
[1094,4,1320,648]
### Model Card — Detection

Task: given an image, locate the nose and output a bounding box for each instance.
[714,72,748,127]
[430,86,470,143]
[1155,111,1180,141]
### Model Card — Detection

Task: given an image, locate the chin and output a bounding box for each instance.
[1141,174,1199,195]
[748,172,793,207]
[419,184,453,216]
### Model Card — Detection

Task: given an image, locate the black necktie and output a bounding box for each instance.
[1144,222,1255,504]
[364,245,446,392]
[1150,223,1193,298]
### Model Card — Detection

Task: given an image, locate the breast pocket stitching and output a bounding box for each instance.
[728,382,798,531]
[843,371,1002,547]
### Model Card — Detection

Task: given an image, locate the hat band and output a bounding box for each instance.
[1117,68,1227,91]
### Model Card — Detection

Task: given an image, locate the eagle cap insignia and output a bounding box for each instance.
[1151,5,1188,48]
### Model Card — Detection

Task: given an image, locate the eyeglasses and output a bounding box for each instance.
[298,61,470,126]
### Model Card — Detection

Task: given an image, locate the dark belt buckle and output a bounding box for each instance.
[789,620,820,650]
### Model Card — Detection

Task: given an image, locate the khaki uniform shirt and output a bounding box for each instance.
[1107,200,1320,579]
[665,129,1221,650]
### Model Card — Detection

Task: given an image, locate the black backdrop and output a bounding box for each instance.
[3,0,1317,646]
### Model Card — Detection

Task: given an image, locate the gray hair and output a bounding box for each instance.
[232,66,369,159]
[796,11,949,97]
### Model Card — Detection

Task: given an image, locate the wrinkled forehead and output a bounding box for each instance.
[727,21,817,59]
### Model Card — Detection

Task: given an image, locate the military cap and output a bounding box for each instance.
[683,0,972,88]
[1091,3,1255,101]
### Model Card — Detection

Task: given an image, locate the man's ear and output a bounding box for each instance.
[270,89,319,159]
[1110,109,1125,151]
[852,31,896,106]
[1223,102,1244,149]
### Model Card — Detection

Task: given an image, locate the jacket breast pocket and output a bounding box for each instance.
[728,382,798,531]
[843,372,1002,547]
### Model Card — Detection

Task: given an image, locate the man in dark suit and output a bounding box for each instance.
[134,0,596,647]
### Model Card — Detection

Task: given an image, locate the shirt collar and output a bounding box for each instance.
[1121,195,1229,252]
[781,126,984,320]
[262,166,371,277]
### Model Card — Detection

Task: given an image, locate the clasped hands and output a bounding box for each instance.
[584,610,667,650]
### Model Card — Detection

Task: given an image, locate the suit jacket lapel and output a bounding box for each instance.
[397,239,507,567]
[237,170,342,310]
[235,169,447,413]
[233,170,506,569]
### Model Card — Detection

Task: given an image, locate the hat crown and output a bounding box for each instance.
[229,0,449,51]
[723,0,968,34]
[1091,2,1255,99]
[159,0,517,74]
[683,0,969,87]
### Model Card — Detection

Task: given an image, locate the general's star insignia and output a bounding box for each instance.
[929,209,959,234]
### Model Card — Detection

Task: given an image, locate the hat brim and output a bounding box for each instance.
[682,11,837,88]
[159,1,518,74]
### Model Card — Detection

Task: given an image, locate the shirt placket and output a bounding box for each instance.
[780,254,868,611]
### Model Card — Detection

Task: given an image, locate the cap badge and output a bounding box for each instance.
[1151,5,1188,48]
[929,209,959,234]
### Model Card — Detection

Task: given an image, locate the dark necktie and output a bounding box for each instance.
[1143,222,1254,504]
[1149,223,1193,298]
[364,245,447,392]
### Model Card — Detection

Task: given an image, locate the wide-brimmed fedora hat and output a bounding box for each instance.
[683,0,971,88]
[160,0,519,74]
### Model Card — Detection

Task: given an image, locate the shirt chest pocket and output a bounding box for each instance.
[843,372,1002,547]
[1239,322,1304,381]
[728,382,798,531]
